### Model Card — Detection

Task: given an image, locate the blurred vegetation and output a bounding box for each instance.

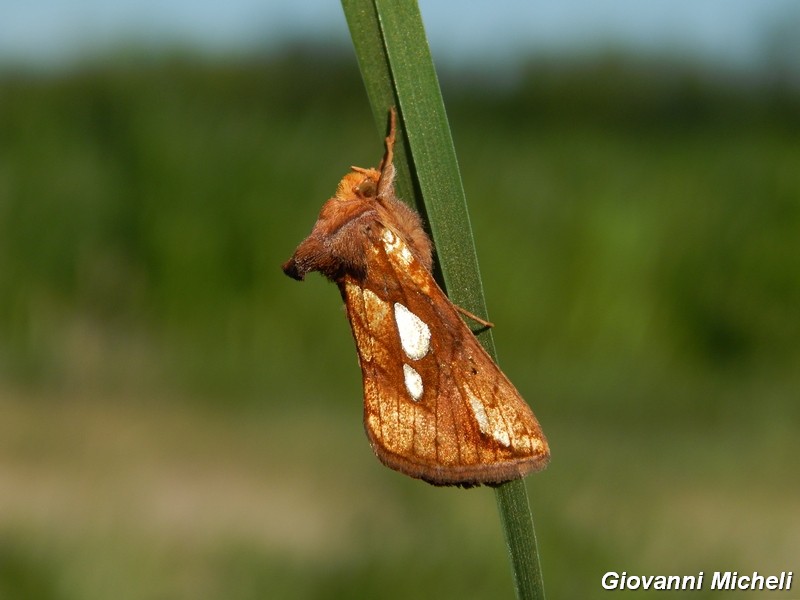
[1,47,798,416]
[1,46,798,599]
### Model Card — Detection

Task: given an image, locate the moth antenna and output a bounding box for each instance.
[377,107,398,198]
[379,107,397,171]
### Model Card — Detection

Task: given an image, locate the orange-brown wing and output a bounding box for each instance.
[341,224,549,486]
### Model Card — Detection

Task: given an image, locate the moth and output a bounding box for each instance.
[282,109,549,486]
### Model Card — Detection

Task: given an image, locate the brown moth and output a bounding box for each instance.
[282,109,549,486]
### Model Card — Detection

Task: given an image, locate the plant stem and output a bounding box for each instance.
[341,1,546,598]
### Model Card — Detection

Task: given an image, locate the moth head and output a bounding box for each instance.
[335,167,381,203]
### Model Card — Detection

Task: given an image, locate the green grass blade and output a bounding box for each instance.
[341,0,418,211]
[343,0,488,318]
[495,479,547,600]
[373,0,487,319]
[341,2,547,599]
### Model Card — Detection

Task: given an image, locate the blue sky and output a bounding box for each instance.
[2,0,799,71]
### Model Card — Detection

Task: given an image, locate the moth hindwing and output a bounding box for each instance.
[282,108,549,486]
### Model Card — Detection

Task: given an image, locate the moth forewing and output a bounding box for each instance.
[282,108,549,486]
[345,224,548,485]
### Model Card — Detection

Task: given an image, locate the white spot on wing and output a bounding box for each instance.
[382,228,413,266]
[403,364,424,401]
[394,303,431,360]
[493,423,511,447]
[465,387,511,447]
[467,392,489,432]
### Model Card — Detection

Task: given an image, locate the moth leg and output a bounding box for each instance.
[454,304,494,330]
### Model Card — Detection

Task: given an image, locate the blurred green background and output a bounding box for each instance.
[2,12,800,600]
